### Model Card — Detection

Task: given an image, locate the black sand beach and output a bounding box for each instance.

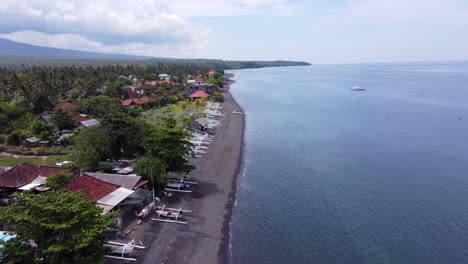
[107,79,244,264]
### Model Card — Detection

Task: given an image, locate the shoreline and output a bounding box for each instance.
[120,75,245,264]
[218,77,245,263]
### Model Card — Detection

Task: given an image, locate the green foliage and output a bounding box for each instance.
[50,108,76,131]
[194,97,207,108]
[133,156,167,186]
[0,134,5,144]
[6,131,21,146]
[0,104,28,134]
[142,119,195,175]
[29,119,57,140]
[98,161,113,173]
[210,91,224,102]
[45,172,75,190]
[140,101,202,129]
[101,110,145,160]
[204,77,222,88]
[72,126,111,171]
[78,95,121,118]
[0,191,117,264]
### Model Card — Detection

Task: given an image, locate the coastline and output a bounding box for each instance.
[218,77,244,264]
[133,75,244,264]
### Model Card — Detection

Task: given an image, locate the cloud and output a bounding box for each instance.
[167,0,300,17]
[0,30,211,58]
[0,0,212,57]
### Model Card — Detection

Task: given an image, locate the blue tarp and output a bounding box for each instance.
[0,232,14,249]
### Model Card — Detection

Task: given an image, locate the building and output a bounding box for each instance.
[0,163,71,195]
[158,73,171,80]
[22,137,40,148]
[54,101,78,112]
[186,83,214,96]
[85,172,148,190]
[64,174,135,214]
[188,118,209,133]
[121,97,149,108]
[189,90,210,101]
[76,119,100,130]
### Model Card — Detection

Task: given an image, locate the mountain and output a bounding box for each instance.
[0,38,151,60]
[0,38,310,69]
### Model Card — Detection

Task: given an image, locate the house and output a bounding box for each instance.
[39,112,51,123]
[158,73,171,80]
[135,83,157,95]
[121,97,149,108]
[64,174,134,214]
[189,90,210,100]
[0,163,71,195]
[188,118,209,133]
[185,83,214,96]
[40,102,87,124]
[85,172,148,190]
[208,70,216,77]
[54,101,78,112]
[23,137,40,148]
[76,119,99,130]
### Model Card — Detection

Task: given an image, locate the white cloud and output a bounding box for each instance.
[0,0,213,57]
[0,30,211,58]
[165,0,300,17]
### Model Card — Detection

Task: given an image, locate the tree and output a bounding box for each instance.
[6,131,21,146]
[78,95,121,118]
[0,191,117,264]
[101,110,143,160]
[72,126,111,171]
[133,156,167,186]
[50,108,76,131]
[45,172,75,190]
[204,77,222,88]
[29,119,56,140]
[142,119,195,175]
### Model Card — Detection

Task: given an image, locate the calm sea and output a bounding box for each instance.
[228,62,468,264]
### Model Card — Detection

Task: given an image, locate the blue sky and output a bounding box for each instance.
[0,0,467,63]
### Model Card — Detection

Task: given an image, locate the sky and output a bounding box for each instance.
[0,0,468,64]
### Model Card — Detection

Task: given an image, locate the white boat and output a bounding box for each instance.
[155,209,182,219]
[351,86,365,91]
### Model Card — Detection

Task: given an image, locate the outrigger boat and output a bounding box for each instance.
[151,204,192,225]
[104,239,145,261]
[165,178,197,193]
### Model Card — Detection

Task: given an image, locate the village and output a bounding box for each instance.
[0,67,234,262]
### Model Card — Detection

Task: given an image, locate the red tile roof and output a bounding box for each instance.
[64,175,119,201]
[54,102,78,112]
[72,112,87,122]
[209,70,215,75]
[0,163,71,188]
[122,99,134,106]
[139,84,156,90]
[39,165,71,177]
[189,90,210,98]
[122,98,148,106]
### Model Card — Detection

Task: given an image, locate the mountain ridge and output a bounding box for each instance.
[0,38,311,69]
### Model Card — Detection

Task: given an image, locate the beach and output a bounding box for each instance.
[106,78,244,264]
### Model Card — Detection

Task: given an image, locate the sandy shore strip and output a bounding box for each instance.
[106,78,244,264]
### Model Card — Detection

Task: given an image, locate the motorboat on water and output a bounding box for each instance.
[351,86,365,91]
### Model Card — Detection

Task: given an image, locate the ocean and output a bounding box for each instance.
[228,62,468,264]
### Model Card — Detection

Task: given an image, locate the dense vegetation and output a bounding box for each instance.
[0,191,117,264]
[0,55,310,70]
